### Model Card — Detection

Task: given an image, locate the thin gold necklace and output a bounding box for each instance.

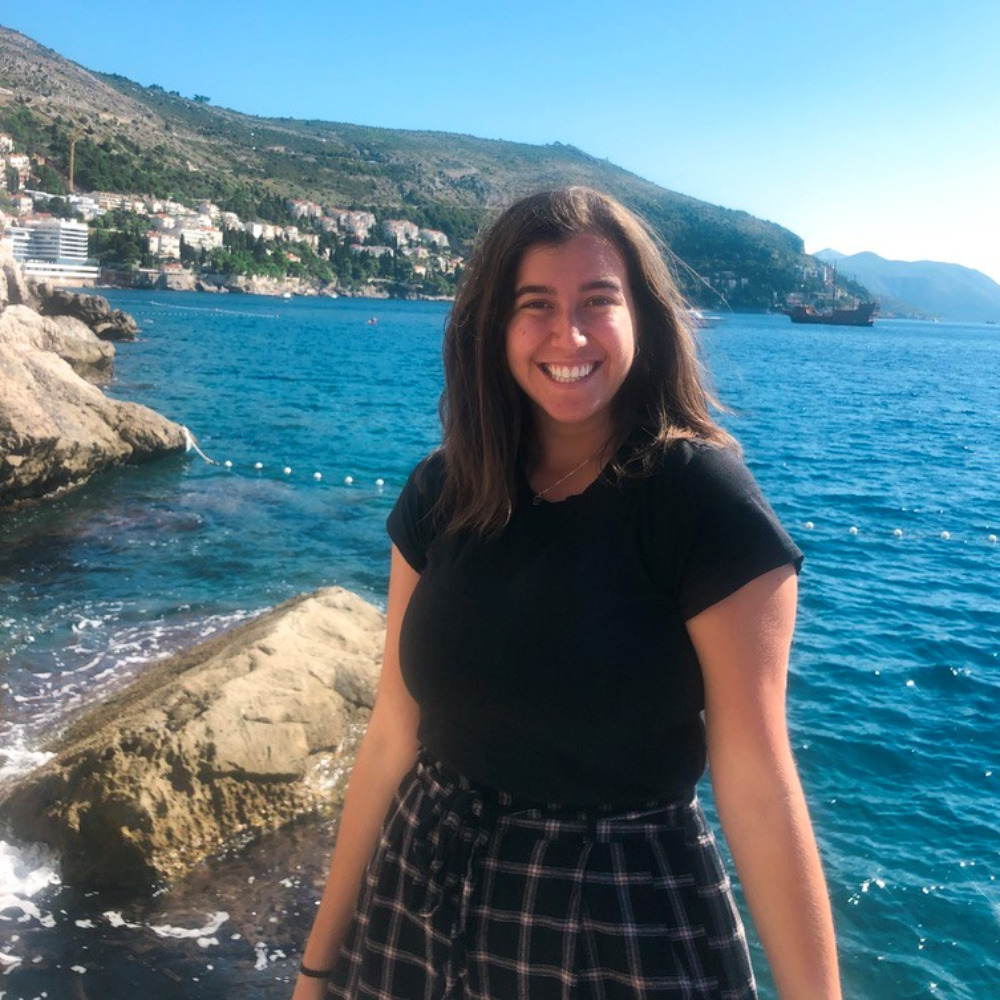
[532,446,606,505]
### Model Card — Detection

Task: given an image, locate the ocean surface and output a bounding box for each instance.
[1,292,998,999]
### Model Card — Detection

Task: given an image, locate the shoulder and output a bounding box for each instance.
[639,437,753,501]
[387,450,447,573]
[409,449,446,499]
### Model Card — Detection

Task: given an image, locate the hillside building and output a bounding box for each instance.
[7,217,99,285]
[383,219,419,245]
[419,228,449,248]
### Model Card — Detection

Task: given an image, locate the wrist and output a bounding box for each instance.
[298,961,333,980]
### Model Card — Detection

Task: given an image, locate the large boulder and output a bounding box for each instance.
[0,587,383,891]
[34,283,138,341]
[0,251,36,309]
[0,304,114,380]
[0,303,185,505]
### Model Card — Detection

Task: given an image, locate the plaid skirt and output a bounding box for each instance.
[327,752,756,1000]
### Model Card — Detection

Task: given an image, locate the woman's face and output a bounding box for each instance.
[505,233,637,442]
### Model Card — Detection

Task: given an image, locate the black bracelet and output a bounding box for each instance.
[298,961,333,979]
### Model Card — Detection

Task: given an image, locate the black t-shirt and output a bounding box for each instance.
[387,439,803,807]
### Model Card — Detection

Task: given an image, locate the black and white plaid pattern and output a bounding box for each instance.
[328,752,756,1000]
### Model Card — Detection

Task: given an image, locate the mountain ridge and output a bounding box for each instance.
[0,24,839,309]
[814,249,1000,322]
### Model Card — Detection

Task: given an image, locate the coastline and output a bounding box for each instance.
[94,270,456,303]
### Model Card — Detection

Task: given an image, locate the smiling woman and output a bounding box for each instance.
[504,234,637,481]
[292,188,842,1000]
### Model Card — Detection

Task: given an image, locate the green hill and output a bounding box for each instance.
[0,23,824,308]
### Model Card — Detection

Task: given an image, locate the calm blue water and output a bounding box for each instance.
[2,293,998,998]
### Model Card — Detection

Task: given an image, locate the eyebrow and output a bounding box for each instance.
[513,278,623,297]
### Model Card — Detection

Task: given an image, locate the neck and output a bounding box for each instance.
[526,420,618,503]
[531,417,615,473]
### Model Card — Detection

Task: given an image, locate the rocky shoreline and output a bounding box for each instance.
[0,587,382,892]
[105,267,453,301]
[1,247,383,918]
[0,247,187,507]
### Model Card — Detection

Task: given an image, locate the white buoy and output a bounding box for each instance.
[283,467,292,476]
[893,528,904,538]
[313,472,323,481]
[989,534,998,544]
[344,475,354,485]
[804,521,814,530]
[375,478,385,488]
[224,460,233,469]
[940,531,950,540]
[254,462,263,471]
[849,526,859,536]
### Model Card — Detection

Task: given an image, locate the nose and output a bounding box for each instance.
[550,306,587,347]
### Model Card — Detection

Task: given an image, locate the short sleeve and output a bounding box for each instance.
[386,453,445,572]
[666,443,803,620]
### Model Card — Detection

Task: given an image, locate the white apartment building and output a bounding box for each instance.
[337,210,376,239]
[419,228,450,248]
[288,199,323,220]
[4,153,31,188]
[350,243,393,258]
[8,218,99,285]
[178,226,224,251]
[148,231,181,259]
[66,194,104,221]
[383,219,420,245]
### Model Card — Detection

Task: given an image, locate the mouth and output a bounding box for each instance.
[539,362,599,384]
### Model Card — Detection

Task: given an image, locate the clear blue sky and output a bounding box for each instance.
[4,0,999,281]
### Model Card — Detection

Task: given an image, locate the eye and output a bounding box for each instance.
[585,294,617,307]
[520,298,552,310]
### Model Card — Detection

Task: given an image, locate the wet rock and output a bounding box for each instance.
[34,283,139,341]
[1,304,114,380]
[0,251,185,506]
[1,254,37,310]
[0,588,383,892]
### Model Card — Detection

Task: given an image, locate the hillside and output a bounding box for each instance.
[815,250,1000,323]
[0,23,821,308]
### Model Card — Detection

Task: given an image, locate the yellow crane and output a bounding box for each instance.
[68,126,82,194]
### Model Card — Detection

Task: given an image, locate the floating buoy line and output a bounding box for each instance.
[182,426,388,491]
[182,429,998,542]
[799,517,997,546]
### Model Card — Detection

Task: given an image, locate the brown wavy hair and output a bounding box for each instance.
[438,186,735,537]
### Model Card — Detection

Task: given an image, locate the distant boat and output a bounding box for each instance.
[785,301,878,327]
[785,262,878,326]
[687,307,723,328]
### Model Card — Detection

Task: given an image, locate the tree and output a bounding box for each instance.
[33,162,67,195]
[179,236,196,265]
[193,95,211,105]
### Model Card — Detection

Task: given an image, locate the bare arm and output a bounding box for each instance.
[292,546,422,999]
[686,565,842,1000]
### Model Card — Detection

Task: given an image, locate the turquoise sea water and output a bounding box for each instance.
[1,292,998,998]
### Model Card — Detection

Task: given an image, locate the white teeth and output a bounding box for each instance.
[543,363,595,383]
